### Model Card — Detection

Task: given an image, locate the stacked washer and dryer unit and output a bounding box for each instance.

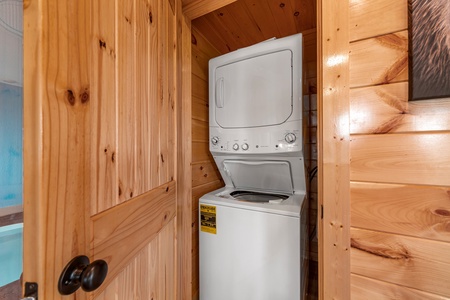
[199,33,307,300]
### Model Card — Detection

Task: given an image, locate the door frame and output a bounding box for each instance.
[317,0,351,299]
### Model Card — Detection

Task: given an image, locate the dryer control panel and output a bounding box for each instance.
[210,123,302,155]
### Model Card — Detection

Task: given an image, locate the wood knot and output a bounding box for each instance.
[279,3,285,8]
[80,88,90,104]
[435,209,450,217]
[99,39,106,49]
[149,11,153,24]
[294,11,299,16]
[66,90,75,106]
[166,186,169,192]
[191,34,197,46]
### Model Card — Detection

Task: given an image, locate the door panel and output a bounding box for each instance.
[23,0,180,298]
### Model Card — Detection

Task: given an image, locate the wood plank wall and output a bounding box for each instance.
[190,26,224,300]
[303,29,318,264]
[23,0,187,298]
[348,0,450,298]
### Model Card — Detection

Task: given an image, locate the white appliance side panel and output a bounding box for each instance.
[199,203,300,300]
[214,50,292,128]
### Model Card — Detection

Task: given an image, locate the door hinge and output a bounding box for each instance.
[21,282,38,300]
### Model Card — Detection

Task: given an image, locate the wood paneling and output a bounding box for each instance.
[192,119,209,142]
[348,1,450,298]
[350,133,450,186]
[192,74,208,100]
[192,96,208,122]
[351,182,450,242]
[91,0,117,213]
[191,161,222,187]
[190,26,223,299]
[350,31,408,88]
[351,228,450,297]
[92,182,176,295]
[317,0,351,299]
[191,0,315,54]
[23,0,91,297]
[349,0,407,42]
[350,82,450,134]
[176,4,193,298]
[183,0,238,20]
[96,219,176,300]
[24,0,183,298]
[351,274,449,300]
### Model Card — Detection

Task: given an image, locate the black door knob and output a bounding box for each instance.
[58,255,108,295]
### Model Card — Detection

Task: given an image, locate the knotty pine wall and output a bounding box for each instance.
[348,0,450,298]
[191,26,224,300]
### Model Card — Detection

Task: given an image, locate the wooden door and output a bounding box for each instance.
[23,0,191,298]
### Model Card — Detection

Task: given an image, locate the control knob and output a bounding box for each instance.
[242,143,249,151]
[285,133,297,144]
[232,143,239,151]
[211,136,219,145]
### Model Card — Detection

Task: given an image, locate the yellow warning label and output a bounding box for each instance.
[200,204,217,234]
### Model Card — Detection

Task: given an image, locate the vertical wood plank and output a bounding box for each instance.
[158,0,169,184]
[135,0,151,193]
[117,0,137,202]
[317,0,351,299]
[91,0,118,213]
[23,0,91,298]
[177,1,193,297]
[149,0,160,189]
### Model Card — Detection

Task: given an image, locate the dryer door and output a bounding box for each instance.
[214,50,292,128]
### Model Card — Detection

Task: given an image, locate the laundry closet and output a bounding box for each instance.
[189,1,317,298]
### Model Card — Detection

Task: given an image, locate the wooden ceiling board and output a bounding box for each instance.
[204,13,243,51]
[242,0,281,39]
[223,2,267,45]
[190,0,316,53]
[289,0,315,33]
[265,0,298,37]
[208,6,253,49]
[192,16,232,54]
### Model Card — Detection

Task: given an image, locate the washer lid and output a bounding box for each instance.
[222,160,294,194]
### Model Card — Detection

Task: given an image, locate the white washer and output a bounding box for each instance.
[199,157,307,300]
[200,187,305,300]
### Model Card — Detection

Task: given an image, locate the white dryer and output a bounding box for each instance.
[200,33,307,300]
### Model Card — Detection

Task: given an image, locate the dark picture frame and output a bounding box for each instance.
[408,0,450,100]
